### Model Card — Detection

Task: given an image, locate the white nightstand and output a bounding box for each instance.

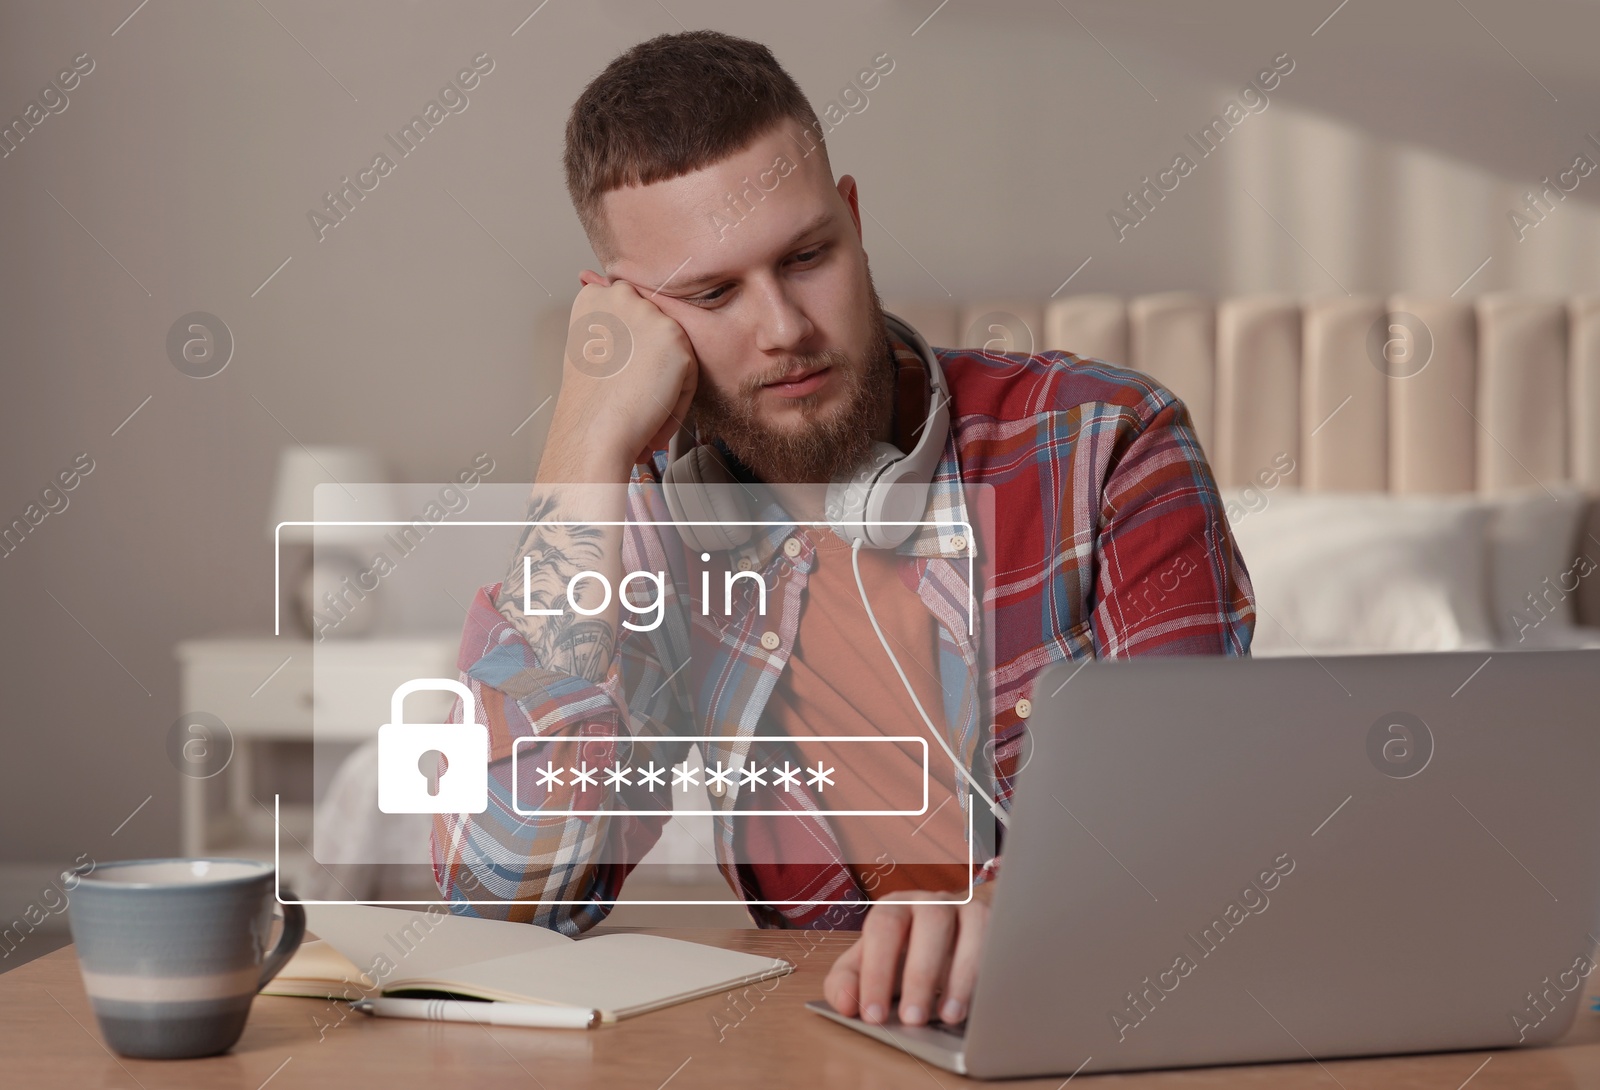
[173,636,457,888]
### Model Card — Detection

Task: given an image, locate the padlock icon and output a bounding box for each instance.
[377,678,489,814]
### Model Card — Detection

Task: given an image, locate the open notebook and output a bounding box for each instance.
[264,904,793,1022]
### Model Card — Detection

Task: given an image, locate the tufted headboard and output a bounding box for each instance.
[533,292,1600,625]
[884,294,1600,495]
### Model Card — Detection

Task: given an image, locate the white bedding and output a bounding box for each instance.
[1219,485,1598,657]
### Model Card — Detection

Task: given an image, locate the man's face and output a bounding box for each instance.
[599,118,893,483]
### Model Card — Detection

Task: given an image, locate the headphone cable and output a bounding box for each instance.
[849,537,1010,830]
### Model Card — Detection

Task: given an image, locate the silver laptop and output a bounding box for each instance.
[808,648,1600,1078]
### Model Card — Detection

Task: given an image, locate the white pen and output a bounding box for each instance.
[352,996,601,1029]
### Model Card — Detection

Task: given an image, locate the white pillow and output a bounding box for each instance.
[1220,488,1496,657]
[1484,484,1588,644]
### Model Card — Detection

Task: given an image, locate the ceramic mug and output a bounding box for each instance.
[63,858,305,1059]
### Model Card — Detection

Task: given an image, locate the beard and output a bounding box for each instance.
[689,282,895,484]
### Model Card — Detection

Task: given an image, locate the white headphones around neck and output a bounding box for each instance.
[661,311,950,553]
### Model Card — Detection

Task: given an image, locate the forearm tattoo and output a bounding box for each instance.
[494,493,616,681]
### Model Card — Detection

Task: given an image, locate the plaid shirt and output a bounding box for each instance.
[433,332,1256,933]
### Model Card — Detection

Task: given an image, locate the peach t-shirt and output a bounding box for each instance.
[762,528,969,896]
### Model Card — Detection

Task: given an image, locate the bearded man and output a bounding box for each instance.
[433,29,1254,1033]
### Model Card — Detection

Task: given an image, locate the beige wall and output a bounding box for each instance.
[3,0,1600,865]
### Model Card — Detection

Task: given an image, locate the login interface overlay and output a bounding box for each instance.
[305,481,999,903]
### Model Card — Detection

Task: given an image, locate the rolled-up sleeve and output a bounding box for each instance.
[431,494,696,934]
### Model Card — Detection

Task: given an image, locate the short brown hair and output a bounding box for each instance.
[563,30,829,265]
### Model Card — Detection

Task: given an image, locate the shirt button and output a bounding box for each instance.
[782,536,802,559]
[1014,697,1032,719]
[950,535,967,554]
[737,556,755,572]
[760,631,781,651]
[708,778,726,798]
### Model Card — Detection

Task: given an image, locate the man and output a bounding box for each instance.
[433,29,1254,1032]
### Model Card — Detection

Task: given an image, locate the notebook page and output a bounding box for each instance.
[389,933,794,1020]
[304,903,569,985]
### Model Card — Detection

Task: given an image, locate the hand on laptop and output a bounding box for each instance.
[823,883,996,1027]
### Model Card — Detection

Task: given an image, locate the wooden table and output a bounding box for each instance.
[6,928,1600,1088]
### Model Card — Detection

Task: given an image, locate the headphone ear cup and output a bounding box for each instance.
[819,312,952,549]
[662,438,753,553]
[857,457,931,548]
[685,446,754,527]
[826,441,907,548]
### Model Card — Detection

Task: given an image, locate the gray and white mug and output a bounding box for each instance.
[63,858,305,1059]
